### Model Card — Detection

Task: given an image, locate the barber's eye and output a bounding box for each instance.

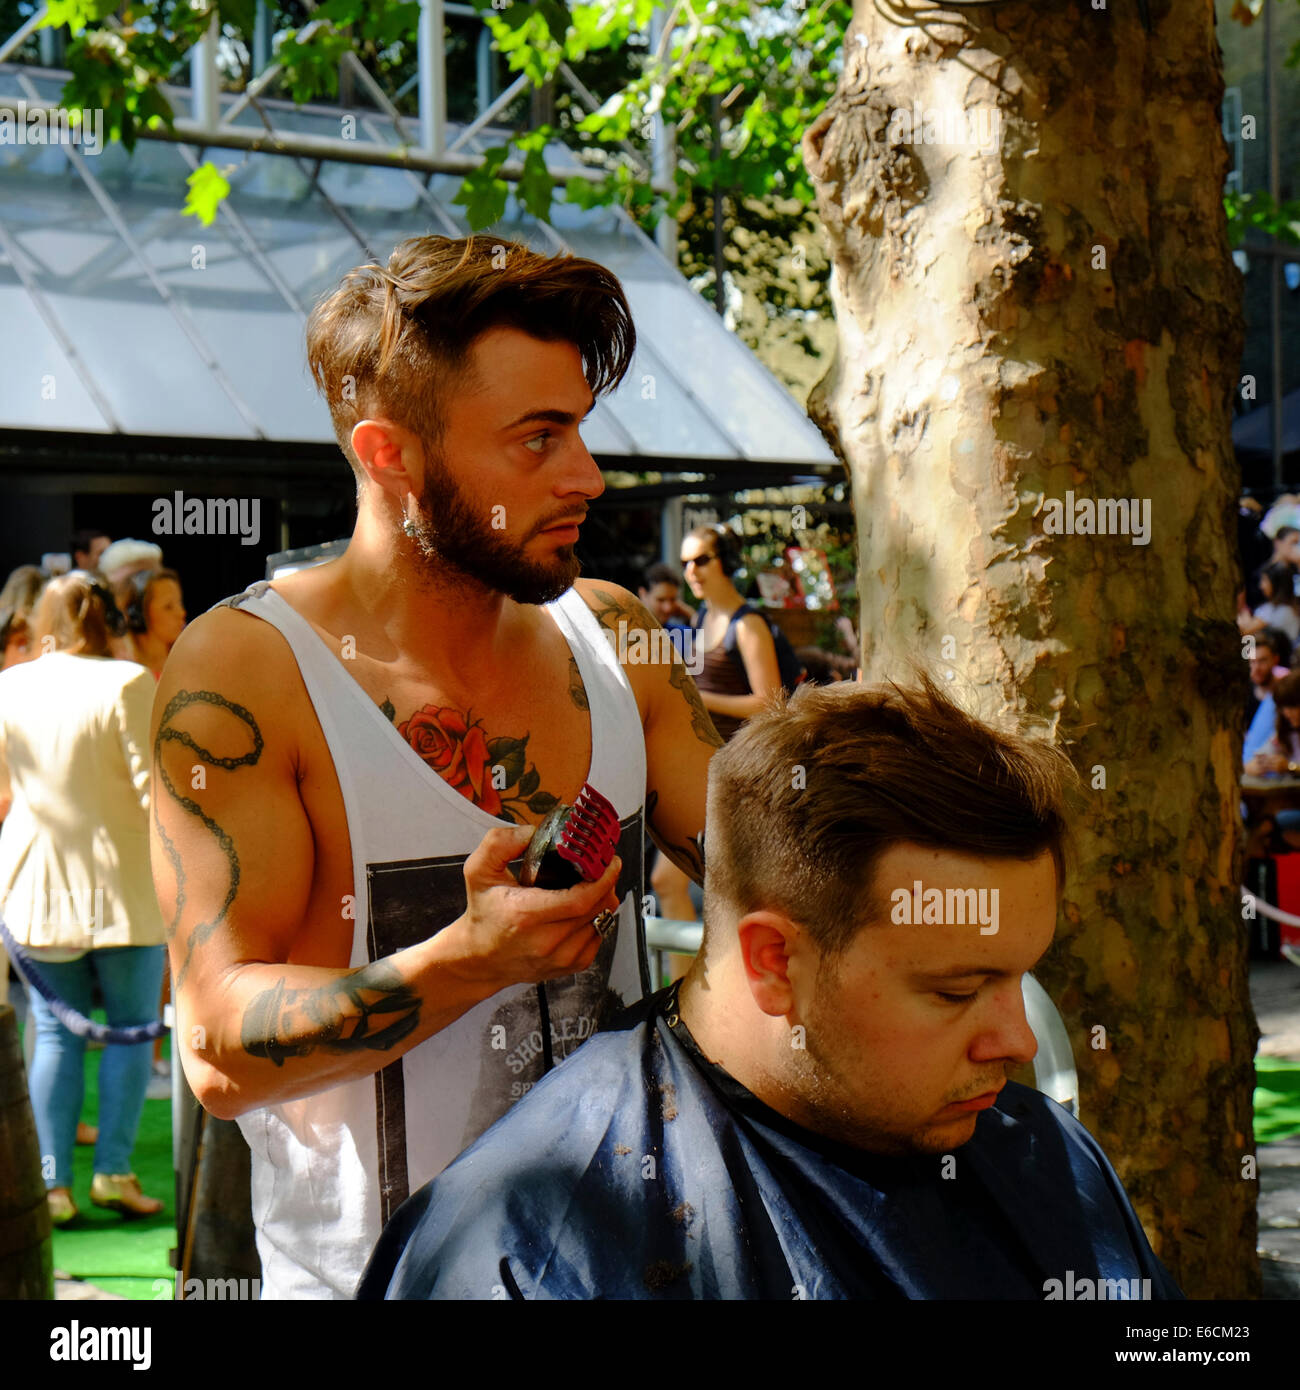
[937,991,977,1004]
[523,432,551,454]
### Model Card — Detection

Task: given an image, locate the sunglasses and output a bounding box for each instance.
[682,554,717,569]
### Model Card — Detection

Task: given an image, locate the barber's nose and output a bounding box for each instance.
[563,437,605,502]
[970,981,1039,1068]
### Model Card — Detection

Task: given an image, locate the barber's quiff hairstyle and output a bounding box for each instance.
[703,677,1079,959]
[305,235,636,477]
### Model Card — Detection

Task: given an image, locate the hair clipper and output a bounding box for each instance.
[519,782,621,934]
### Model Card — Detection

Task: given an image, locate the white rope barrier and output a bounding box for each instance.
[1241,890,1300,928]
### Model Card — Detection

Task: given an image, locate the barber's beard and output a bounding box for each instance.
[406,461,581,606]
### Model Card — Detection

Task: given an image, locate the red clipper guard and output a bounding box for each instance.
[519,782,620,890]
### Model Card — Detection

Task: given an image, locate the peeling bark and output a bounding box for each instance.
[804,0,1256,1296]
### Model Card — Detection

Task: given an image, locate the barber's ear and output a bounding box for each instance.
[352,419,418,495]
[736,911,803,1018]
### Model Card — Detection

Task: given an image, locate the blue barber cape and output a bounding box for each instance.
[357,988,1182,1301]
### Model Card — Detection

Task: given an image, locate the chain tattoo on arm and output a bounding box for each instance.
[153,689,263,989]
[240,961,421,1066]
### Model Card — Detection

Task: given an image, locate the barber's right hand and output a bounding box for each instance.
[445,824,622,990]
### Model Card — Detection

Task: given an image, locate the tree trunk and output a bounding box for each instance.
[803,0,1255,1297]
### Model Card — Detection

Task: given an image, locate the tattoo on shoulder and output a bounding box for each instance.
[588,586,721,749]
[588,585,654,636]
[153,689,264,989]
[241,960,421,1066]
[669,655,724,749]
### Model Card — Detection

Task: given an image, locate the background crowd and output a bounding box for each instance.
[0,529,188,1226]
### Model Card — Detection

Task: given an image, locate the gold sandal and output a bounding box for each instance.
[89,1172,164,1217]
[47,1187,78,1226]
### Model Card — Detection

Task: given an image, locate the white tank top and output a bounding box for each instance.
[216,580,649,1298]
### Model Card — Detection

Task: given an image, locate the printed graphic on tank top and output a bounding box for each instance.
[214,579,648,1297]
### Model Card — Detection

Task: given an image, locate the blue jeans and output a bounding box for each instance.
[25,945,165,1188]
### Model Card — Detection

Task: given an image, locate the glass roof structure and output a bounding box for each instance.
[0,66,837,471]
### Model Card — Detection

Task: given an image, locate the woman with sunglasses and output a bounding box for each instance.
[651,526,782,928]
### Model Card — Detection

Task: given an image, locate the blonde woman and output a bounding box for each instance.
[0,572,166,1223]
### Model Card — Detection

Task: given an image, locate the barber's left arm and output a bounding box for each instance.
[642,641,720,886]
[579,579,719,887]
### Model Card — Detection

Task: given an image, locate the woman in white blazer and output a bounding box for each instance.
[0,571,167,1224]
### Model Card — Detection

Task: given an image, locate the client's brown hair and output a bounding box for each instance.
[305,235,636,477]
[703,676,1079,958]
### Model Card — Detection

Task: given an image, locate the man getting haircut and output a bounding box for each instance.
[358,678,1182,1300]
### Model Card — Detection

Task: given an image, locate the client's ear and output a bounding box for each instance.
[736,911,803,1018]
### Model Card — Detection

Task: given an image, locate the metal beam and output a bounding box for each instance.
[14,70,268,440]
[170,142,309,317]
[557,62,649,179]
[445,72,528,155]
[0,5,48,66]
[648,3,678,267]
[531,215,753,461]
[418,0,447,157]
[190,9,219,129]
[0,91,662,189]
[0,214,124,432]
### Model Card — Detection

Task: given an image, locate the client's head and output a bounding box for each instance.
[688,676,1078,1156]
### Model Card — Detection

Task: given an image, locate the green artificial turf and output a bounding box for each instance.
[1254,1055,1300,1145]
[20,1011,178,1301]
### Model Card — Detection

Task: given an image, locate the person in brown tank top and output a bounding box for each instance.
[651,525,781,925]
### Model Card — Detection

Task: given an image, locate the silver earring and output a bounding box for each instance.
[402,516,418,538]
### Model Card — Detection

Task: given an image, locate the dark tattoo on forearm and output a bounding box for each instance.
[567,655,589,712]
[241,961,421,1066]
[645,789,706,885]
[588,586,722,749]
[154,689,264,989]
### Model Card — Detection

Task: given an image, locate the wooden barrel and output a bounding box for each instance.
[173,1053,260,1299]
[0,1003,54,1298]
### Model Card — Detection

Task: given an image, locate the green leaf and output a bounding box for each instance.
[487,733,529,786]
[527,791,560,815]
[182,161,231,227]
[451,145,512,228]
[536,0,572,44]
[518,767,541,797]
[518,146,554,221]
[43,0,118,36]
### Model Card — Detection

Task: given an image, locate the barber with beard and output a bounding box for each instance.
[150,236,720,1299]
